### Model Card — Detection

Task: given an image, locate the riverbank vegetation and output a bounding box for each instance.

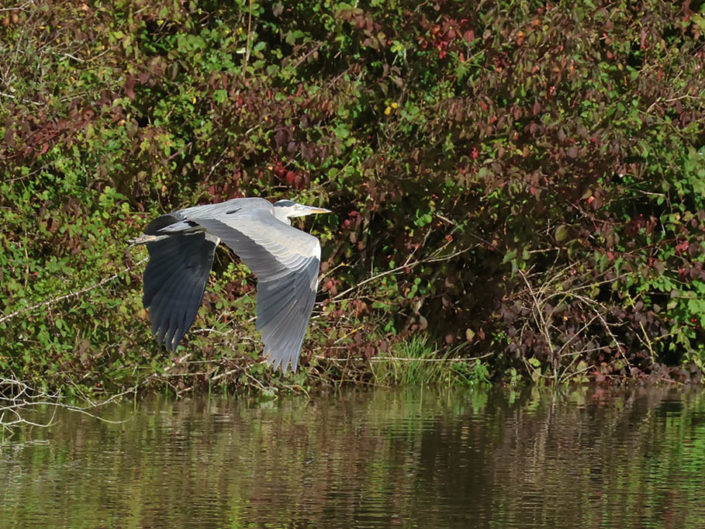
[2,0,705,398]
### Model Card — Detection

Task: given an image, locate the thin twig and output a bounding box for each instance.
[288,41,324,70]
[1,377,133,431]
[0,1,34,12]
[0,258,146,325]
[332,246,473,301]
[369,356,484,362]
[518,268,556,365]
[242,0,253,75]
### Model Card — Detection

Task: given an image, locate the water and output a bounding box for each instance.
[2,387,705,528]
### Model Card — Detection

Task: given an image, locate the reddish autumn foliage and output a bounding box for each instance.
[2,0,705,387]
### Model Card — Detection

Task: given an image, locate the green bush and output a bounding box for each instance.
[2,0,705,391]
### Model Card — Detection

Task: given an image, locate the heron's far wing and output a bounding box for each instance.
[195,211,321,372]
[143,230,217,350]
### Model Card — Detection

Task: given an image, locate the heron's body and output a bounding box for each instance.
[132,198,331,372]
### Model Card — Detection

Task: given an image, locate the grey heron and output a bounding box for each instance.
[130,198,331,372]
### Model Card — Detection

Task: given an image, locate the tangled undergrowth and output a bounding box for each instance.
[2,0,705,398]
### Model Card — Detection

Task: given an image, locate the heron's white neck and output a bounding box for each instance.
[272,207,292,225]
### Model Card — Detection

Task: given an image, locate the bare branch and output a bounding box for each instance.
[0,258,146,325]
[331,246,474,302]
[0,377,133,433]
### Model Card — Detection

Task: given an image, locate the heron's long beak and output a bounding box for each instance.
[307,206,332,214]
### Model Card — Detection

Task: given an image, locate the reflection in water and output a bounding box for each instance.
[2,387,705,528]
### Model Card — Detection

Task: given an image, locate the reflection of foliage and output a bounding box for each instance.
[3,388,705,527]
[2,0,705,389]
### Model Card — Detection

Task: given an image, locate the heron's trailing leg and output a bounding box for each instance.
[128,234,170,246]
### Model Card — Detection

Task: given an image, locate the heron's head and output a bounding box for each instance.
[274,200,331,220]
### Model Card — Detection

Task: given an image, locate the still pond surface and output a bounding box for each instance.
[2,386,705,528]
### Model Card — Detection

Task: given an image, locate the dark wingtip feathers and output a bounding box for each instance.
[143,232,216,351]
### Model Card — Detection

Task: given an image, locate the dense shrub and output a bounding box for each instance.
[2,0,705,390]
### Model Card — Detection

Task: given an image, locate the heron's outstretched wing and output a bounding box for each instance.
[196,210,321,372]
[142,227,217,350]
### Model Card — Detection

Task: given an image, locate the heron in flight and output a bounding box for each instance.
[131,198,331,372]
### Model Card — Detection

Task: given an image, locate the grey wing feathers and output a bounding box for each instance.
[195,212,320,372]
[142,230,216,350]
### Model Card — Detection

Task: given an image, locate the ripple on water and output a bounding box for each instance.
[2,387,705,529]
